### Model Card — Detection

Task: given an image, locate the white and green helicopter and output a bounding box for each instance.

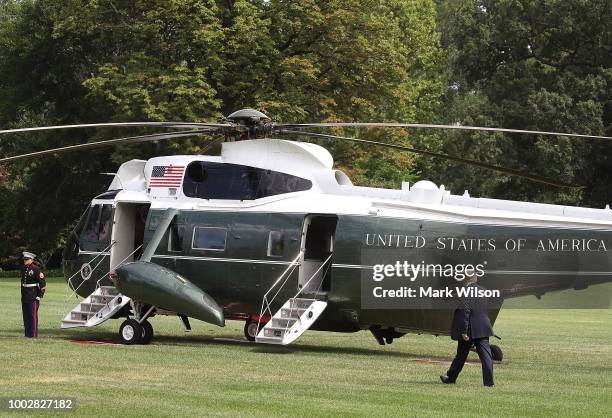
[1,109,610,362]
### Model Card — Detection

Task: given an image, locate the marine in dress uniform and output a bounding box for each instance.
[440,273,495,387]
[20,252,46,338]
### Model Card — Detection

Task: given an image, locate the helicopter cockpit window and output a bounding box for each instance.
[81,204,113,251]
[192,227,227,251]
[183,161,312,200]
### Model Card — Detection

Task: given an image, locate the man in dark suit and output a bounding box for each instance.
[440,272,494,386]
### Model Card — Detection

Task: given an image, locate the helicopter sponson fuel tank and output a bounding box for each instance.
[113,261,225,327]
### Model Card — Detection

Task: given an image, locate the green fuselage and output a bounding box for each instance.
[63,206,612,335]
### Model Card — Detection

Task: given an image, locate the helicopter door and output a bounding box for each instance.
[110,202,151,271]
[299,215,338,293]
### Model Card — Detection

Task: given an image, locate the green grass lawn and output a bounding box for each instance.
[0,277,610,417]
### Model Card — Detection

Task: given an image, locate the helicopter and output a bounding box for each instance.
[1,108,611,361]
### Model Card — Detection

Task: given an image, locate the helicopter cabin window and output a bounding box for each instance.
[183,161,312,200]
[168,218,185,252]
[192,227,227,251]
[267,231,285,257]
[81,204,113,251]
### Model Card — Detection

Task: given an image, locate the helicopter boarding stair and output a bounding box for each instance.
[61,285,130,329]
[256,252,332,345]
[61,241,136,329]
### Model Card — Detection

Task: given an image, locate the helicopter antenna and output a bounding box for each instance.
[280,130,584,189]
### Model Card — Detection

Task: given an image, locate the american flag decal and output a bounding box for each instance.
[149,165,185,188]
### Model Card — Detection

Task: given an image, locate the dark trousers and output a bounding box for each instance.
[447,337,494,386]
[21,300,39,338]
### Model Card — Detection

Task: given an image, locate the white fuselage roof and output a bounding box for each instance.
[102,139,612,231]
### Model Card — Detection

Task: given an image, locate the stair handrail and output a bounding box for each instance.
[66,240,116,294]
[286,253,333,329]
[62,241,116,318]
[62,243,142,324]
[94,244,144,290]
[257,252,333,341]
[257,250,303,333]
[84,244,144,320]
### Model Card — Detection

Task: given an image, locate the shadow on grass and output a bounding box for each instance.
[7,326,455,361]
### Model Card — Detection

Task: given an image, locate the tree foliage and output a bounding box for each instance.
[428,0,611,206]
[0,0,443,260]
[0,0,609,263]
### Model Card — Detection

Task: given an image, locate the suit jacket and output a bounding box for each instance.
[450,283,494,340]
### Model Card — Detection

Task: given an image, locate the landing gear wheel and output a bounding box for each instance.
[141,320,154,345]
[120,319,143,345]
[491,345,503,362]
[244,319,261,342]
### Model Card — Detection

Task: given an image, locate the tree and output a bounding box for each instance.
[0,0,444,260]
[430,0,611,207]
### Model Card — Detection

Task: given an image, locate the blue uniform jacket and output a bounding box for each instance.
[451,282,494,340]
[20,264,46,303]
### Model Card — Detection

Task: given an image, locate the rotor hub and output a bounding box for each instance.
[226,108,270,124]
[225,108,272,139]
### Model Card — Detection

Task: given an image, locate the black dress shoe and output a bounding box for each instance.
[440,375,456,384]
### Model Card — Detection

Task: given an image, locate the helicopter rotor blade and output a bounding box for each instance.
[280,130,584,189]
[0,129,214,163]
[0,122,232,136]
[277,123,612,141]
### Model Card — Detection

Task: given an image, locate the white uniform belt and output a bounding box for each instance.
[22,283,39,288]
